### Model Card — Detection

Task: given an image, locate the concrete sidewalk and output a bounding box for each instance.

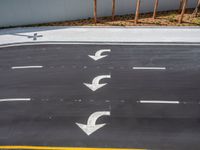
[0,26,200,45]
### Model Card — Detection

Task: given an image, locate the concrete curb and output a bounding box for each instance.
[0,26,200,46]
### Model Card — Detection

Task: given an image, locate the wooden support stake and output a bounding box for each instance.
[179,0,188,24]
[179,0,184,13]
[135,0,141,24]
[94,0,97,24]
[193,0,200,17]
[153,0,159,19]
[112,0,116,20]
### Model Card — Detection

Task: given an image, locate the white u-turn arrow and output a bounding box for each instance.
[76,111,111,136]
[88,49,111,61]
[84,75,111,91]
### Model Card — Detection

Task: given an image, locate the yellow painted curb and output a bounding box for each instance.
[0,146,145,150]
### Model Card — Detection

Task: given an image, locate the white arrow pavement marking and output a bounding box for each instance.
[88,49,111,61]
[84,75,111,91]
[76,111,110,136]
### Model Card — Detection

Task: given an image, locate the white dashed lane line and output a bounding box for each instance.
[138,100,180,104]
[0,98,31,102]
[11,66,43,69]
[0,98,198,105]
[133,67,166,70]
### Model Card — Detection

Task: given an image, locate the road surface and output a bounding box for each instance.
[0,44,200,150]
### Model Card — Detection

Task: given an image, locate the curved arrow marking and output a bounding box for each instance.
[88,49,111,61]
[84,75,111,91]
[76,111,111,136]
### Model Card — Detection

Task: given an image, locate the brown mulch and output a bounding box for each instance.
[37,9,200,27]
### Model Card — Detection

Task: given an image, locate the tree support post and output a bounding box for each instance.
[112,0,116,20]
[193,0,200,17]
[179,0,184,13]
[153,0,159,19]
[178,0,188,24]
[94,0,97,24]
[135,0,141,24]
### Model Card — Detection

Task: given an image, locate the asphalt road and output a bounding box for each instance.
[0,44,200,150]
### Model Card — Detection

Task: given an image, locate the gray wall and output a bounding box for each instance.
[0,0,196,27]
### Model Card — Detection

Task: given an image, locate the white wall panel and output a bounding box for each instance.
[0,0,196,27]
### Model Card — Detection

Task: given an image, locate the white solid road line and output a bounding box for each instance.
[133,67,166,70]
[139,100,180,104]
[11,66,43,69]
[0,98,31,102]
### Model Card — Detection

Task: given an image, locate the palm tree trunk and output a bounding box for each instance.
[153,0,159,19]
[135,0,141,24]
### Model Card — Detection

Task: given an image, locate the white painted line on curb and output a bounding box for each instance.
[1,42,200,48]
[11,66,43,69]
[138,100,180,104]
[133,67,166,70]
[0,98,31,102]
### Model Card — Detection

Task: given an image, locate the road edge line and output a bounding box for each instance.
[0,146,146,150]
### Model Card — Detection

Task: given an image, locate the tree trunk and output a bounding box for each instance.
[112,0,116,20]
[94,0,97,24]
[179,0,188,24]
[193,0,200,17]
[153,0,159,19]
[135,0,141,24]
